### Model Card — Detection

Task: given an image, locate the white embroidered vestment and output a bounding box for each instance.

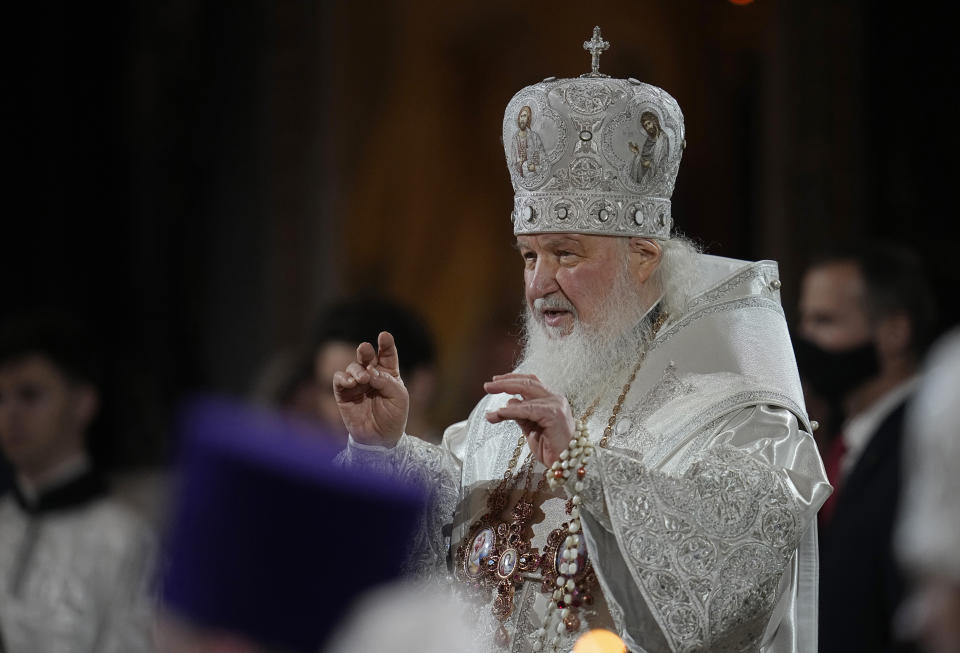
[338,254,831,653]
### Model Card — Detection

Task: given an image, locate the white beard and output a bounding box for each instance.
[516,264,658,413]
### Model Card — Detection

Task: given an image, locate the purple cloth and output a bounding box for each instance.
[160,396,426,653]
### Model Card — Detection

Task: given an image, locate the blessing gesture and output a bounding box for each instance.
[483,373,576,467]
[332,331,409,448]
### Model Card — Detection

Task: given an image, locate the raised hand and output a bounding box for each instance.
[483,373,575,467]
[332,331,409,447]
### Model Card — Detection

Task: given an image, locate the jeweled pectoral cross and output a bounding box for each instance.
[454,456,545,647]
[582,26,610,78]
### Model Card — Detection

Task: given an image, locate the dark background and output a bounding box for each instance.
[5,0,957,474]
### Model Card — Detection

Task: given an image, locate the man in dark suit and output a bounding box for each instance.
[795,243,936,653]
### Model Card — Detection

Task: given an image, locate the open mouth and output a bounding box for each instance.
[541,309,571,326]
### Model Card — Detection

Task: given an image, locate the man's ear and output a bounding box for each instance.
[628,238,663,284]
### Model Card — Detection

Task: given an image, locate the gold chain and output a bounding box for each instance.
[483,436,530,516]
[502,434,527,481]
[576,396,601,423]
[597,359,642,448]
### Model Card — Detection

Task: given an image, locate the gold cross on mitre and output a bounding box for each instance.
[582,26,610,78]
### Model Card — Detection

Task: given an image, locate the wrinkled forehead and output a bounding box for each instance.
[515,232,627,251]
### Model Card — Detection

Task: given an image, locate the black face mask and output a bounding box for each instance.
[793,335,880,405]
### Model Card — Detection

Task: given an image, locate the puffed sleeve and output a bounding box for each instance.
[335,423,466,575]
[575,404,831,652]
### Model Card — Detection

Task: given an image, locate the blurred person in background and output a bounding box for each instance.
[332,29,829,652]
[795,242,936,653]
[313,297,438,445]
[0,313,156,653]
[250,347,322,422]
[896,329,960,653]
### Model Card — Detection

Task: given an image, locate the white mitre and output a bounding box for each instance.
[504,26,684,239]
[502,26,807,422]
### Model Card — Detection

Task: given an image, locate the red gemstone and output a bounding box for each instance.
[553,469,564,480]
[557,600,566,609]
[576,466,586,479]
[564,613,581,632]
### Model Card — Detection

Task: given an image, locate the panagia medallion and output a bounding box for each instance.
[465,527,496,578]
[496,547,519,579]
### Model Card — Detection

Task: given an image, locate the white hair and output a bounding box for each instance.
[652,234,702,320]
[515,233,701,411]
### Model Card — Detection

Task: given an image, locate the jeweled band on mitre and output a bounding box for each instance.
[504,30,685,240]
[512,192,673,239]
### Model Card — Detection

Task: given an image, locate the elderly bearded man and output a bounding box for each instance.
[333,29,830,653]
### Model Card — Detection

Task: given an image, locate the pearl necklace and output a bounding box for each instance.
[534,311,667,652]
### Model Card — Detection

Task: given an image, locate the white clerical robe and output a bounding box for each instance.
[339,254,831,653]
[0,491,155,653]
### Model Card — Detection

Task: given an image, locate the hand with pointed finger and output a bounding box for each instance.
[332,331,409,448]
[482,373,576,468]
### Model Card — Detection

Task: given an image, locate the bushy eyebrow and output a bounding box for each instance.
[515,235,583,247]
